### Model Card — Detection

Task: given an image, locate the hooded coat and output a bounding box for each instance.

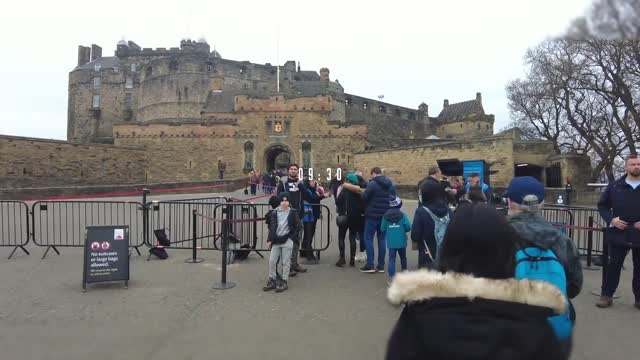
[336,182,366,219]
[386,270,567,360]
[382,209,411,249]
[362,175,395,219]
[508,212,583,299]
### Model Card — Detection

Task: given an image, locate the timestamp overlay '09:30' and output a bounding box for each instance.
[297,168,343,182]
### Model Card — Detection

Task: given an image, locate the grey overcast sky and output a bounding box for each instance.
[0,0,592,140]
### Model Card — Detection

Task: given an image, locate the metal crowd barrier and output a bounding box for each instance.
[31,201,146,258]
[0,201,30,259]
[543,205,606,267]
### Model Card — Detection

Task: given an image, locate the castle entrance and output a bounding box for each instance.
[264,145,293,173]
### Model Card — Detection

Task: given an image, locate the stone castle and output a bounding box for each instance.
[0,39,591,197]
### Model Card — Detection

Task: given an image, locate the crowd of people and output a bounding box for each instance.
[258,155,640,359]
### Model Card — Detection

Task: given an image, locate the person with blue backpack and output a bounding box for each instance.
[505,176,583,358]
[411,180,452,268]
[381,195,411,282]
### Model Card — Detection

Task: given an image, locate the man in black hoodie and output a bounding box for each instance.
[276,163,307,275]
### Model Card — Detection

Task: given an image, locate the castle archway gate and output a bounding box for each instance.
[264,144,294,173]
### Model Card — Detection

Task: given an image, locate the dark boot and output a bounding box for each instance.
[263,278,277,291]
[275,280,288,292]
[335,258,346,267]
[292,263,307,273]
[596,296,613,308]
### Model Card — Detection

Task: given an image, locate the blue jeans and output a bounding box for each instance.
[364,218,386,268]
[388,248,407,278]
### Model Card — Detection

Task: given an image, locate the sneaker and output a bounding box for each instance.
[262,278,277,291]
[289,269,297,277]
[596,296,613,308]
[355,252,366,262]
[275,280,288,292]
[335,258,346,267]
[359,265,376,273]
[292,264,307,273]
[349,258,355,267]
[376,265,385,273]
[306,255,318,265]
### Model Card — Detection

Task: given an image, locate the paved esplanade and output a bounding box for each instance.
[0,190,636,360]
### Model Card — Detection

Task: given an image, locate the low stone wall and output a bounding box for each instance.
[0,178,247,201]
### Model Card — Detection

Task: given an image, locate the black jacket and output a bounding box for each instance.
[336,182,365,219]
[267,208,302,245]
[277,176,305,217]
[362,175,395,219]
[597,174,640,247]
[386,270,567,360]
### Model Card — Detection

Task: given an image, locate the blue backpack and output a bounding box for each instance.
[515,247,572,339]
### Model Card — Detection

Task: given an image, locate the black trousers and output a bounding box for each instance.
[602,244,640,301]
[301,220,317,258]
[338,217,365,259]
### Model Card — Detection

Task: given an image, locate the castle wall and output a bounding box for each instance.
[344,94,430,147]
[353,137,516,188]
[114,96,367,183]
[0,135,147,189]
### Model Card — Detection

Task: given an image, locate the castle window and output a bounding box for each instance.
[92,95,100,108]
[145,66,152,78]
[394,109,400,116]
[130,63,136,72]
[460,124,463,128]
[477,123,481,129]
[378,105,386,113]
[363,102,368,110]
[124,93,132,109]
[93,77,101,89]
[94,63,101,72]
[486,124,490,129]
[207,61,213,71]
[125,78,133,89]
[345,98,352,106]
[408,112,416,120]
[169,60,179,71]
[302,141,312,169]
[243,141,254,170]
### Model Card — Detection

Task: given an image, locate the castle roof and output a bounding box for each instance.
[76,56,120,70]
[437,99,484,122]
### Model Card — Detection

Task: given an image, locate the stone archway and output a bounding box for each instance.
[264,144,294,173]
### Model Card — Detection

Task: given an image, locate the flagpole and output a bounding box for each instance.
[276,25,280,93]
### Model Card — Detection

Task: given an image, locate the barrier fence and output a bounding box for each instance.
[31,201,147,258]
[0,201,30,259]
[1,196,604,269]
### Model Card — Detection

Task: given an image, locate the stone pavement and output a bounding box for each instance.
[0,190,637,360]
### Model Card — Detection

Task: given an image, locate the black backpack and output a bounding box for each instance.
[149,247,168,260]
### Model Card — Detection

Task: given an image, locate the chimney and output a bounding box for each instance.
[419,102,428,116]
[77,45,91,66]
[90,44,102,61]
[443,99,449,107]
[476,92,482,104]
[319,67,330,81]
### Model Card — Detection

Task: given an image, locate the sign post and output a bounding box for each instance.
[83,225,130,291]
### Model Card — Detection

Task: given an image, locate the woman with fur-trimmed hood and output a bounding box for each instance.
[386,203,566,360]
